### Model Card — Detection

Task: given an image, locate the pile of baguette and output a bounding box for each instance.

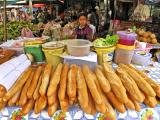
[0,62,160,120]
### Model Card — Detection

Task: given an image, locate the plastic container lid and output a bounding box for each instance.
[117,31,137,40]
[132,51,152,66]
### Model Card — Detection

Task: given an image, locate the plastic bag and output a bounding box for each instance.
[21,28,34,38]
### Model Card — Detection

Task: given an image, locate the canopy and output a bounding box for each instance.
[0,0,18,5]
[145,0,160,4]
[0,5,23,9]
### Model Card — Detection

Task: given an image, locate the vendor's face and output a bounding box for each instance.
[79,16,87,27]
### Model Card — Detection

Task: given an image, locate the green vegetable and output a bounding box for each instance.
[0,21,35,41]
[93,34,119,47]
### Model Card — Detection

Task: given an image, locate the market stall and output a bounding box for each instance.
[0,25,160,120]
[0,0,160,119]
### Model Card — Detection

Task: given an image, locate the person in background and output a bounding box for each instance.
[88,9,99,34]
[72,13,93,41]
[88,21,96,39]
[43,8,51,23]
[37,9,45,23]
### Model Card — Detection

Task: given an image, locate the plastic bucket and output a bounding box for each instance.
[24,44,45,62]
[94,46,116,65]
[42,42,64,67]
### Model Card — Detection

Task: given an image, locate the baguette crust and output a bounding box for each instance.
[21,99,34,115]
[76,66,88,109]
[19,69,35,106]
[116,67,144,103]
[48,100,58,117]
[103,63,128,103]
[119,64,156,97]
[27,66,42,99]
[106,91,126,113]
[39,64,52,96]
[127,64,160,97]
[82,64,102,105]
[33,74,43,100]
[58,64,69,101]
[3,67,32,101]
[95,67,111,93]
[47,63,63,97]
[67,64,77,100]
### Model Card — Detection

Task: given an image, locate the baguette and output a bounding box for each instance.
[93,72,107,114]
[144,96,157,108]
[27,66,42,99]
[69,99,74,105]
[8,88,22,106]
[128,94,141,112]
[103,62,128,103]
[116,67,143,103]
[82,64,102,104]
[39,64,52,96]
[78,90,92,114]
[76,66,88,109]
[48,99,58,117]
[88,90,96,115]
[19,69,35,106]
[67,64,77,100]
[33,74,43,100]
[3,67,32,101]
[60,96,69,112]
[58,64,69,101]
[0,85,7,98]
[156,97,160,104]
[48,89,57,106]
[47,63,63,97]
[95,67,111,93]
[127,65,160,97]
[34,99,39,114]
[36,96,47,113]
[102,94,116,120]
[119,64,156,97]
[106,91,126,113]
[124,98,135,110]
[0,100,7,110]
[21,99,34,115]
[134,102,141,112]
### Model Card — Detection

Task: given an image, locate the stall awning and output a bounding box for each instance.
[0,0,18,5]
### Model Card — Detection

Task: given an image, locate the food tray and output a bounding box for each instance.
[0,49,16,64]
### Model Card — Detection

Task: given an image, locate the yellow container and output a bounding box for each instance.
[42,42,64,67]
[116,44,135,50]
[94,46,116,65]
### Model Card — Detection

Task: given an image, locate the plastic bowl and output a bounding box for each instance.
[66,39,91,57]
[132,51,152,66]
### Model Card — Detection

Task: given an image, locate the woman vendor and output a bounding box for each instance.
[72,13,94,41]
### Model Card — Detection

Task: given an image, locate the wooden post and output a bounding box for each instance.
[3,0,7,41]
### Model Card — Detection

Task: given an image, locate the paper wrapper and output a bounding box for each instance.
[6,54,28,68]
[0,63,15,81]
[0,71,21,90]
[1,60,31,90]
[16,60,31,74]
[0,56,31,91]
[0,54,28,81]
